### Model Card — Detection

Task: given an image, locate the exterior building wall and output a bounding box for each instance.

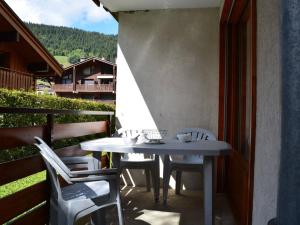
[116,8,219,188]
[252,0,281,224]
[0,43,29,72]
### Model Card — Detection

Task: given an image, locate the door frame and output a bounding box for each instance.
[218,0,257,224]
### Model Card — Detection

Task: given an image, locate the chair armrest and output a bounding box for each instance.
[70,174,117,183]
[69,168,118,177]
[62,156,97,164]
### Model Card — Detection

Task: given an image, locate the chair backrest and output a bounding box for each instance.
[119,129,152,161]
[121,129,140,138]
[177,128,216,141]
[34,137,72,199]
[176,128,216,163]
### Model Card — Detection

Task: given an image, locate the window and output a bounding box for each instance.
[100,79,113,84]
[0,53,10,68]
[83,67,91,75]
[62,74,72,84]
[84,79,94,85]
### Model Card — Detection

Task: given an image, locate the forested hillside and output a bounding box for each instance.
[26,23,117,65]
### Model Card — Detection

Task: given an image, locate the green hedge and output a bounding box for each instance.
[0,88,115,162]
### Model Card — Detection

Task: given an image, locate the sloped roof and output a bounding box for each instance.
[0,1,63,76]
[64,57,116,71]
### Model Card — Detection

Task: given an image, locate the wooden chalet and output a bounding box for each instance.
[53,57,116,103]
[0,0,63,91]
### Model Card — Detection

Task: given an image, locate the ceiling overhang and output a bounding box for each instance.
[98,0,221,12]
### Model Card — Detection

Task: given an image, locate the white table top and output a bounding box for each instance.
[80,137,231,156]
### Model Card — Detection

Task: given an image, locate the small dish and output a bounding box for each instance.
[177,133,192,143]
[123,136,139,145]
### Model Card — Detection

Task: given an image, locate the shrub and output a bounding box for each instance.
[0,88,115,162]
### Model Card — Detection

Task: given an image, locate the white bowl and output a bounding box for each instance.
[177,133,192,143]
[123,137,138,145]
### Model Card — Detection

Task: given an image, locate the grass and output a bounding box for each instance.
[54,55,72,67]
[0,171,46,198]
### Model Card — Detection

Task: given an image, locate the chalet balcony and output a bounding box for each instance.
[0,67,33,91]
[0,107,235,225]
[76,83,115,93]
[52,84,115,93]
[52,83,74,92]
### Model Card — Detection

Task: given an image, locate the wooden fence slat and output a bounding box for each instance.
[9,203,48,225]
[53,121,107,140]
[0,126,44,150]
[0,181,49,224]
[0,107,114,115]
[12,72,16,89]
[4,70,8,88]
[0,70,3,88]
[0,155,45,186]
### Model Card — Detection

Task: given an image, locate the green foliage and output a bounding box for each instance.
[26,22,118,63]
[0,88,115,162]
[54,55,71,67]
[68,49,86,64]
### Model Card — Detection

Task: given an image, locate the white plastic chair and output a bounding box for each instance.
[118,129,160,202]
[34,137,124,225]
[162,128,216,205]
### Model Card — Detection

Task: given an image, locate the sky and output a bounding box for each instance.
[5,0,118,35]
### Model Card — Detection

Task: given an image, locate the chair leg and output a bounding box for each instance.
[145,169,151,192]
[163,166,171,205]
[116,195,124,225]
[175,171,182,195]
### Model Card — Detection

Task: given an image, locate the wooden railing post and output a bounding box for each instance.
[107,114,113,137]
[43,114,54,147]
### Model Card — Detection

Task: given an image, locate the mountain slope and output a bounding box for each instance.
[26,22,117,64]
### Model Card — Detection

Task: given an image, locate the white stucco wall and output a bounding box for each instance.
[252,0,281,224]
[116,8,219,188]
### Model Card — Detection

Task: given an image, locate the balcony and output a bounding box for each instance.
[0,107,235,225]
[76,83,114,93]
[52,84,115,93]
[0,67,33,91]
[52,84,74,92]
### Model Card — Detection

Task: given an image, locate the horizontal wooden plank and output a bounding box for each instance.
[9,203,48,225]
[55,144,90,157]
[0,181,49,224]
[0,155,44,186]
[0,126,44,150]
[0,107,114,115]
[53,121,107,140]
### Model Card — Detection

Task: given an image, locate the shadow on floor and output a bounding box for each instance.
[79,187,236,225]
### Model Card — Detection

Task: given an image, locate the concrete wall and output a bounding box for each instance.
[252,0,281,224]
[116,8,219,189]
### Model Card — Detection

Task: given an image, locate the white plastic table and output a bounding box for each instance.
[80,138,231,225]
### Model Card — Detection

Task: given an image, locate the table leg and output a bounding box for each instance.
[112,152,121,168]
[203,156,215,225]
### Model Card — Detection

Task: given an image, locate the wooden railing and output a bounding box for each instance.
[0,67,33,91]
[76,84,114,93]
[52,84,74,92]
[0,107,114,225]
[52,84,115,93]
